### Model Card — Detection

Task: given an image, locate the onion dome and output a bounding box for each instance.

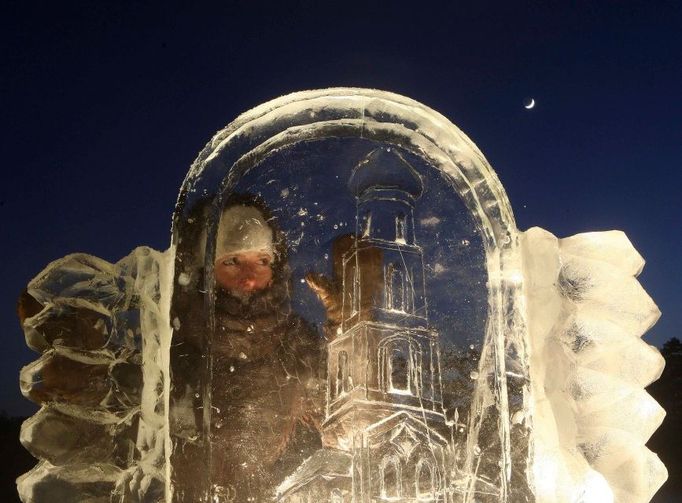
[348,147,423,199]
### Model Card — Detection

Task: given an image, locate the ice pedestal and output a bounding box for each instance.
[16,88,667,503]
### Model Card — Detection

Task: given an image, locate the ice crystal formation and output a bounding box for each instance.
[17,89,666,503]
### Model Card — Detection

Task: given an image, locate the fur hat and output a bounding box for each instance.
[215,205,274,260]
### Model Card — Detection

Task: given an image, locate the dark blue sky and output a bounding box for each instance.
[2,1,680,416]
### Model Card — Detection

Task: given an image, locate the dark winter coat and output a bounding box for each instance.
[170,266,324,503]
[208,279,324,501]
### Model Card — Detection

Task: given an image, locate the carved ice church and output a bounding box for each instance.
[278,148,454,503]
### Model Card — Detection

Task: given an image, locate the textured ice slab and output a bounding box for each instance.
[523,228,666,503]
[17,248,171,503]
[15,88,667,503]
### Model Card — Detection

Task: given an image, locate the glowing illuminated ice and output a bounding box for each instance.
[16,89,666,503]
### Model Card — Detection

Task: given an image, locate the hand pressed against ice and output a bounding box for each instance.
[214,251,273,295]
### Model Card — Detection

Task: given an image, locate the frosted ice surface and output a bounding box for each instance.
[522,227,666,503]
[16,89,666,503]
[170,138,504,502]
[18,247,170,503]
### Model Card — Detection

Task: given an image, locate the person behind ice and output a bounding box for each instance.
[172,197,325,502]
[213,205,275,299]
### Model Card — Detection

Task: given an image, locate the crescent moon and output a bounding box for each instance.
[524,98,535,110]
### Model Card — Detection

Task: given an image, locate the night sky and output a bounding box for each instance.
[1,1,680,418]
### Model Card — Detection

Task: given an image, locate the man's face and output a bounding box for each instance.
[214,251,273,297]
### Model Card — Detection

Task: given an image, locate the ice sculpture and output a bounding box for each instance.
[16,88,667,503]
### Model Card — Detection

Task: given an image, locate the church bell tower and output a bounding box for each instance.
[278,147,453,503]
[323,147,446,446]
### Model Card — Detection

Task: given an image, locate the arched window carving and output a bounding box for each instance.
[390,346,409,392]
[379,338,414,395]
[415,459,436,500]
[330,488,343,503]
[386,264,405,312]
[336,350,350,396]
[350,261,359,316]
[395,212,406,243]
[392,268,404,312]
[362,211,372,238]
[380,455,401,500]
